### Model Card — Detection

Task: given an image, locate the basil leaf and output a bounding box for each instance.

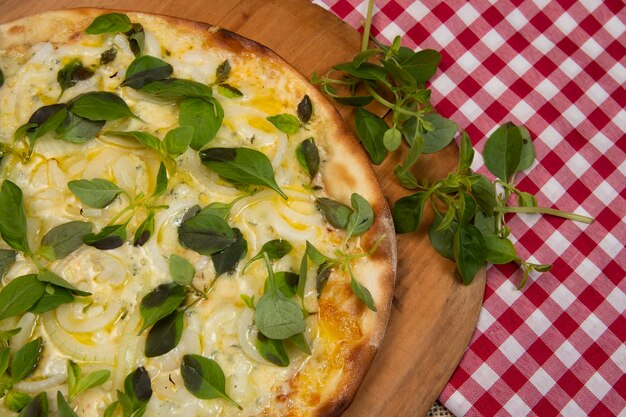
[100,48,117,65]
[243,239,292,271]
[69,92,136,121]
[333,95,373,106]
[354,108,388,164]
[36,270,90,296]
[67,360,110,402]
[179,97,224,150]
[286,332,311,355]
[346,193,374,238]
[26,104,68,143]
[211,228,247,277]
[4,390,31,412]
[517,191,538,207]
[139,78,213,99]
[305,241,330,265]
[123,367,152,411]
[296,254,307,300]
[139,283,185,335]
[178,211,235,256]
[429,216,457,260]
[421,114,457,153]
[458,192,477,225]
[106,130,160,152]
[471,175,497,215]
[133,211,155,247]
[216,84,243,98]
[180,354,241,409]
[55,112,104,144]
[40,221,93,260]
[0,180,31,254]
[11,337,42,383]
[85,13,132,34]
[297,95,313,124]
[483,122,523,182]
[256,333,289,367]
[103,402,119,417]
[162,126,192,156]
[58,59,94,93]
[333,62,386,81]
[392,191,427,233]
[145,310,183,358]
[68,178,122,208]
[351,276,377,311]
[267,114,300,135]
[400,49,441,83]
[316,262,332,295]
[255,288,306,340]
[199,147,287,199]
[383,127,402,151]
[126,23,145,57]
[484,235,518,265]
[17,392,48,417]
[457,130,475,173]
[263,271,298,298]
[382,59,415,89]
[14,123,37,142]
[215,60,231,84]
[473,211,497,237]
[57,392,78,417]
[454,223,486,284]
[28,285,74,314]
[0,249,17,278]
[122,55,173,89]
[0,275,46,320]
[169,254,195,286]
[316,198,352,229]
[198,202,230,219]
[83,223,127,250]
[517,125,535,172]
[296,138,319,179]
[0,346,8,375]
[153,162,168,198]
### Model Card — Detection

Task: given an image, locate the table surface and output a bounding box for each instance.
[312,0,624,416]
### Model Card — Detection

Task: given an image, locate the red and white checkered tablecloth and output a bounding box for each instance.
[313,0,626,416]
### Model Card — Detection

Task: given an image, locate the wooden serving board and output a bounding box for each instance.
[0,1,486,416]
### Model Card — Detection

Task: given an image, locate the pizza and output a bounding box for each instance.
[0,8,395,417]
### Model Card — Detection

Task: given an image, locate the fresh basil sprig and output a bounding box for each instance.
[4,390,31,412]
[39,221,93,260]
[15,391,48,417]
[68,178,122,208]
[180,354,241,409]
[57,392,78,417]
[242,239,292,272]
[0,180,32,255]
[68,92,136,121]
[296,138,320,180]
[213,60,243,98]
[108,367,152,417]
[211,228,247,277]
[138,283,185,335]
[179,97,224,150]
[85,13,133,34]
[58,59,94,94]
[66,360,110,402]
[121,55,173,89]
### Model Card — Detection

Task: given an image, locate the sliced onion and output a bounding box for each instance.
[13,373,66,394]
[237,308,265,363]
[112,310,141,388]
[56,300,122,333]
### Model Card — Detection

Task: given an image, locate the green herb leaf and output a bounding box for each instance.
[256,333,289,367]
[132,211,155,247]
[58,59,94,93]
[25,104,68,144]
[484,235,518,265]
[85,13,133,34]
[211,228,247,277]
[243,239,292,271]
[0,249,17,278]
[180,97,224,150]
[429,216,457,260]
[106,130,160,152]
[126,23,145,57]
[178,210,236,256]
[333,62,386,81]
[180,354,241,409]
[333,95,374,106]
[145,310,183,358]
[267,114,300,135]
[263,271,299,298]
[121,367,152,414]
[11,337,42,383]
[316,263,332,295]
[296,138,320,179]
[346,193,374,238]
[454,223,486,284]
[392,191,427,234]
[517,191,538,207]
[305,241,330,265]
[40,221,93,260]
[100,48,117,65]
[383,127,402,151]
[286,332,311,355]
[471,174,497,215]
[483,122,524,182]
[139,78,213,99]
[57,392,78,417]
[351,276,377,311]
[255,285,306,340]
[83,223,127,250]
[169,254,195,286]
[517,126,535,172]
[0,180,31,254]
[316,197,352,229]
[199,147,287,199]
[139,283,185,335]
[4,390,31,412]
[69,92,136,121]
[153,162,168,198]
[0,69,3,87]
[198,202,230,219]
[36,270,90,296]
[217,84,243,98]
[0,275,46,320]
[28,285,74,314]
[67,360,111,402]
[103,401,119,417]
[122,55,173,89]
[457,131,475,173]
[400,49,442,83]
[55,112,104,144]
[17,392,48,417]
[297,95,313,124]
[68,178,122,208]
[162,126,193,156]
[215,60,231,84]
[421,114,458,154]
[0,346,10,375]
[354,108,388,165]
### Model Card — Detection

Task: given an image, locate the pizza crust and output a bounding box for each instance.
[0,8,396,416]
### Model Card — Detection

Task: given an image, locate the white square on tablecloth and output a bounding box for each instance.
[381,22,404,42]
[526,309,552,336]
[551,284,577,310]
[532,33,555,54]
[506,8,528,31]
[457,3,480,25]
[504,394,531,416]
[482,28,506,51]
[431,25,455,48]
[608,62,626,85]
[581,313,608,341]
[613,109,626,132]
[567,153,591,173]
[586,372,613,399]
[458,51,481,73]
[594,180,618,204]
[532,0,550,8]
[496,280,523,305]
[555,12,578,35]
[599,233,622,258]
[541,177,566,202]
[545,230,568,256]
[563,104,586,128]
[473,362,500,390]
[511,100,534,123]
[562,399,587,417]
[539,125,563,150]
[620,159,626,177]
[590,131,613,153]
[555,340,581,368]
[477,308,497,332]
[405,1,430,21]
[581,37,603,59]
[536,78,559,100]
[606,286,626,313]
[500,335,526,362]
[431,73,456,96]
[580,0,603,13]
[560,57,583,79]
[509,55,532,77]
[604,15,626,38]
[612,344,626,373]
[470,151,484,173]
[574,259,602,284]
[459,98,482,122]
[484,76,508,98]
[446,391,472,416]
[529,367,557,395]
[586,82,609,106]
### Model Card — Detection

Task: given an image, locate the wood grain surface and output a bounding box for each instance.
[0,1,486,416]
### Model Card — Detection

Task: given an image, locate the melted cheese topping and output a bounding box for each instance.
[0,14,372,417]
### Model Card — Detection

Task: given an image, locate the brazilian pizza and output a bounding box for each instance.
[0,9,395,417]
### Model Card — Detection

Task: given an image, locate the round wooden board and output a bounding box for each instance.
[0,1,487,416]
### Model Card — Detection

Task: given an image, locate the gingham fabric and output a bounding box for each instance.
[312,0,626,416]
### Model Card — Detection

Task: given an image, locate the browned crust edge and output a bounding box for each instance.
[0,8,397,417]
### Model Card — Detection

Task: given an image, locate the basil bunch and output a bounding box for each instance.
[0,338,42,412]
[267,95,313,135]
[103,367,152,417]
[85,13,145,56]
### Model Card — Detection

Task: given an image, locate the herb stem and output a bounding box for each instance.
[500,206,594,223]
[365,84,421,117]
[361,0,376,52]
